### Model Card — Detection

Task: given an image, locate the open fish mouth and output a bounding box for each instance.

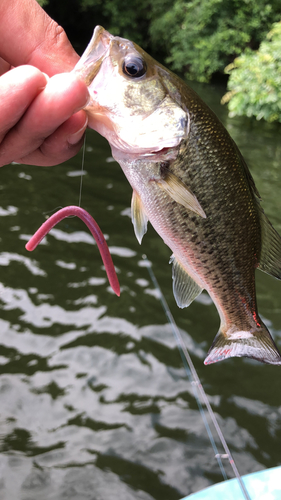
[73,26,113,85]
[73,27,188,156]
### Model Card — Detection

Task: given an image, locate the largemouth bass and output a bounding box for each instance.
[73,26,281,365]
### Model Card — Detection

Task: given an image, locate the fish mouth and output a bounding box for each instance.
[73,26,113,85]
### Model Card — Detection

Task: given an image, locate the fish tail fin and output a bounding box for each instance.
[204,322,281,365]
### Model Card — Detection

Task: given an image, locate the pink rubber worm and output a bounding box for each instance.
[25,206,120,296]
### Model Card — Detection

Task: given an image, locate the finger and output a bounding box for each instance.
[18,110,88,166]
[0,65,48,141]
[0,0,79,75]
[0,56,11,76]
[0,73,89,166]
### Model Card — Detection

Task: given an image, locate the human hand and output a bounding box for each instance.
[0,66,89,166]
[0,0,89,167]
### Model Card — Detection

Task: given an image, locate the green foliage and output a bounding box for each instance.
[43,0,152,54]
[223,21,281,122]
[36,0,49,6]
[91,0,149,44]
[41,0,281,86]
[149,0,281,82]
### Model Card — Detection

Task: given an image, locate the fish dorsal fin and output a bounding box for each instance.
[131,190,148,244]
[258,207,281,279]
[170,255,203,308]
[156,169,206,218]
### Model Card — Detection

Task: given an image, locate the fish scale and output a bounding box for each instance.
[119,152,260,338]
[74,26,281,365]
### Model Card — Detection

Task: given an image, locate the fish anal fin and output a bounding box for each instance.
[259,208,281,280]
[131,190,148,244]
[156,170,206,218]
[170,255,203,308]
[204,324,281,365]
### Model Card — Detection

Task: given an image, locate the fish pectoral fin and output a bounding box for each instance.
[156,170,206,218]
[204,323,281,365]
[131,190,148,244]
[258,207,281,279]
[170,255,203,308]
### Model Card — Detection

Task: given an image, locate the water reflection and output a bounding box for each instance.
[0,82,281,500]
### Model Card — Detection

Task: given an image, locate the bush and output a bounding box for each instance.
[39,0,281,84]
[222,21,281,123]
[149,0,281,82]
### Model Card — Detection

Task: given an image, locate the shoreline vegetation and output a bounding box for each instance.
[38,0,281,123]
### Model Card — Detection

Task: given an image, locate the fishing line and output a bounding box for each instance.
[42,133,87,220]
[142,255,252,500]
[43,206,63,216]
[57,131,86,220]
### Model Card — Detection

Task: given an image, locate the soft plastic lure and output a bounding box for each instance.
[25,206,120,296]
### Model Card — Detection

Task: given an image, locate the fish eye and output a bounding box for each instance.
[122,56,147,78]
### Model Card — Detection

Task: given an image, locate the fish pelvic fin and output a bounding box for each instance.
[258,208,281,279]
[170,255,203,308]
[131,190,148,244]
[204,323,281,366]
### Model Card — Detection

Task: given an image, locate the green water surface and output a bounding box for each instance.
[0,81,280,500]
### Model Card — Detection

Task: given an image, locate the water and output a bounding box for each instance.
[0,82,281,500]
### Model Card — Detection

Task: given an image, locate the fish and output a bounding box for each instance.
[73,26,281,365]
